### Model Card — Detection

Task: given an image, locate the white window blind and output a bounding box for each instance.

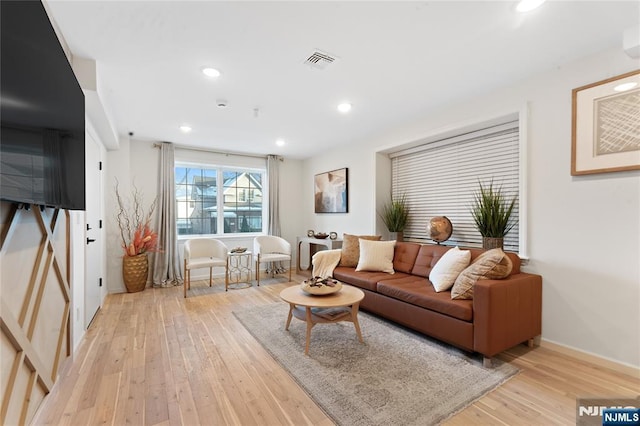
[390,121,520,252]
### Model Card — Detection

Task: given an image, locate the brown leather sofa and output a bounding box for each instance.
[332,242,542,366]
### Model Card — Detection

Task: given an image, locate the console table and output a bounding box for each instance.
[297,236,343,275]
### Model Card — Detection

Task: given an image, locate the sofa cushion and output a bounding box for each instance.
[392,242,421,273]
[429,247,471,292]
[377,277,473,321]
[411,244,451,278]
[333,267,410,292]
[469,248,521,275]
[451,248,513,300]
[339,234,382,267]
[356,239,395,273]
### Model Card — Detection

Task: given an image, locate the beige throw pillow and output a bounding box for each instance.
[451,248,513,300]
[355,240,396,274]
[339,233,382,267]
[429,247,471,292]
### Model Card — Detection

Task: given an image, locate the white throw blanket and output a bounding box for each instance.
[311,249,342,278]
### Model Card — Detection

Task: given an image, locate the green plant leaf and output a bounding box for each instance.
[380,193,410,232]
[469,179,517,238]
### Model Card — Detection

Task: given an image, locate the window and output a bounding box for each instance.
[390,120,522,253]
[175,165,265,236]
[222,170,263,233]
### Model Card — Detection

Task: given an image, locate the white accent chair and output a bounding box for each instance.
[183,239,228,298]
[254,236,292,286]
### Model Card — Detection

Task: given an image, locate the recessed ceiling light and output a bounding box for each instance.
[614,82,638,92]
[337,102,352,113]
[516,0,546,12]
[202,67,221,78]
[276,139,285,147]
[179,125,192,133]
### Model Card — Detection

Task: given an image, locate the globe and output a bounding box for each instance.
[427,216,453,243]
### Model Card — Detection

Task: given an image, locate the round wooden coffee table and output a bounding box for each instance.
[279,284,365,355]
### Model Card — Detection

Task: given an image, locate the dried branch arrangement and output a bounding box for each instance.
[115,180,159,256]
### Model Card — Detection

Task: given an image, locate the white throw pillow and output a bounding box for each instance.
[429,247,471,292]
[355,239,396,274]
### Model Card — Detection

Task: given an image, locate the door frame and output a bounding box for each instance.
[84,122,106,329]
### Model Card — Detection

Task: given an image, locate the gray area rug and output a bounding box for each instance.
[234,302,519,426]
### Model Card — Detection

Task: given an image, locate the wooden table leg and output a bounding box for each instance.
[351,303,364,343]
[285,304,294,330]
[225,258,229,292]
[305,307,314,355]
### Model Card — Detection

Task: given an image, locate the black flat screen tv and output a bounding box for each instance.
[1,0,86,210]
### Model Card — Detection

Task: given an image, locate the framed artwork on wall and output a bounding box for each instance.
[571,69,640,176]
[314,168,348,213]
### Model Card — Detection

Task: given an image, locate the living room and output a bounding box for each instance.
[1,1,639,425]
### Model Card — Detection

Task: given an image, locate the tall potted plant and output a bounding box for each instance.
[115,182,159,292]
[380,194,409,241]
[470,180,517,250]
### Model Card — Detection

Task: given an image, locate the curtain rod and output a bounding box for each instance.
[152,142,282,161]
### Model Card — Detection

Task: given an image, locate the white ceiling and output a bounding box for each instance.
[46,1,639,159]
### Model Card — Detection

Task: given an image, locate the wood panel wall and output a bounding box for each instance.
[0,203,71,425]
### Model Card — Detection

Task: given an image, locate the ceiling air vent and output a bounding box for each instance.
[303,50,337,70]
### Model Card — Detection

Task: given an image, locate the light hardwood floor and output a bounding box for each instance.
[32,275,639,426]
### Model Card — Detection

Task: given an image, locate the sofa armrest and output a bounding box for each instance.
[472,273,542,357]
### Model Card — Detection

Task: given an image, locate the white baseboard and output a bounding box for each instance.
[540,338,640,378]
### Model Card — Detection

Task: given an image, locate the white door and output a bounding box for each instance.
[85,132,103,327]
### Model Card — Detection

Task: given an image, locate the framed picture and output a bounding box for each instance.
[314,168,348,213]
[571,70,640,176]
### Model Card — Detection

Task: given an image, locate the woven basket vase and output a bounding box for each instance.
[482,237,504,250]
[122,253,148,293]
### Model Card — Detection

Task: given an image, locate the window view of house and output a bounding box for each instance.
[175,166,264,235]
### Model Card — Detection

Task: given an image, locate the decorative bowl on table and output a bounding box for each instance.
[301,277,343,295]
[230,247,247,253]
[314,232,329,239]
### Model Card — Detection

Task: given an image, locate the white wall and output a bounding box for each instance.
[105,137,133,293]
[278,158,305,252]
[301,144,380,237]
[301,47,640,369]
